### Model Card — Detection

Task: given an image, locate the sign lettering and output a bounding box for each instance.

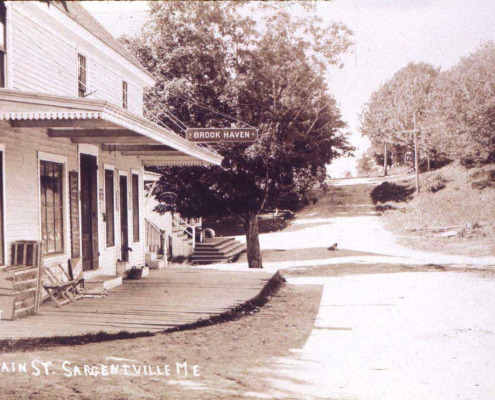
[186,128,258,143]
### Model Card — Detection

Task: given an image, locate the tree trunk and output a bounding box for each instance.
[245,211,263,269]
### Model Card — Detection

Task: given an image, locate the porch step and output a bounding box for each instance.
[85,275,122,291]
[191,237,246,264]
[146,253,167,270]
[193,240,244,256]
[194,237,235,249]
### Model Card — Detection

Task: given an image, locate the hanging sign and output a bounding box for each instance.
[186,128,258,143]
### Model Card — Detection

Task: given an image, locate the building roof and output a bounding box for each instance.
[52,1,155,82]
[0,89,222,166]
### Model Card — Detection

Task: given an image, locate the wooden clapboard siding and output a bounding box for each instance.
[0,121,146,276]
[10,8,76,97]
[8,4,148,115]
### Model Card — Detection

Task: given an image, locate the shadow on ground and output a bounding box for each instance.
[370,181,415,204]
[204,214,288,236]
[236,247,382,264]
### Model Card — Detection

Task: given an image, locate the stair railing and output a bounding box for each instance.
[145,218,167,257]
[171,214,196,248]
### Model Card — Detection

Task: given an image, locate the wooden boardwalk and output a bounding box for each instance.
[0,268,273,340]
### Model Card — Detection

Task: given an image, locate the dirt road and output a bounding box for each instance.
[2,177,494,399]
[201,177,495,399]
[223,176,495,271]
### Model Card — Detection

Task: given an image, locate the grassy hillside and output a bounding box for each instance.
[377,163,495,257]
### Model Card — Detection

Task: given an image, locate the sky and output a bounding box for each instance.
[83,0,495,177]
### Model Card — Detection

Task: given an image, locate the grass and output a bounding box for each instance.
[378,162,495,256]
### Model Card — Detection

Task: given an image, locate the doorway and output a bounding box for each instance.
[119,175,130,262]
[80,154,99,271]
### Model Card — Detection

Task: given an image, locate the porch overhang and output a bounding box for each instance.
[0,90,222,166]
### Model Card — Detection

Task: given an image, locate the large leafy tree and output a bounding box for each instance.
[424,42,495,164]
[360,62,439,161]
[123,2,353,268]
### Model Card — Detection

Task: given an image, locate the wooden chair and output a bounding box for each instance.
[68,258,85,289]
[42,262,84,307]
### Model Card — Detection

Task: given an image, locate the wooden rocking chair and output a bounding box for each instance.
[42,261,84,307]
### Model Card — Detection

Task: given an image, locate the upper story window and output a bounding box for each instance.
[78,53,87,97]
[122,81,128,109]
[0,3,7,88]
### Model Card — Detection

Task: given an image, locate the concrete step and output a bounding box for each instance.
[146,252,158,262]
[195,237,236,249]
[191,242,246,264]
[193,241,244,256]
[146,257,167,270]
[85,275,123,291]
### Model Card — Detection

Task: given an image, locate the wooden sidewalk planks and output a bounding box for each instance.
[0,267,273,340]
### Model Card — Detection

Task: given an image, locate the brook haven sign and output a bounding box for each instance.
[186,128,258,143]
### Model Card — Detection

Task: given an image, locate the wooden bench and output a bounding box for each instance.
[42,259,84,308]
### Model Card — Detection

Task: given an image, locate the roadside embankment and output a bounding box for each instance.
[377,163,495,257]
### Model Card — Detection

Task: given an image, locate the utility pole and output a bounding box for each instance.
[413,111,420,193]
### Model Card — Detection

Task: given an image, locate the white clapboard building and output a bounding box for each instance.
[0,1,221,283]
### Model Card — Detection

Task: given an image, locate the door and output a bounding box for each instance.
[119,175,129,262]
[80,154,99,271]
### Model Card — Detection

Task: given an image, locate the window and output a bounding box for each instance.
[40,161,64,255]
[78,53,86,97]
[122,81,128,109]
[132,173,140,242]
[105,169,115,247]
[0,2,7,88]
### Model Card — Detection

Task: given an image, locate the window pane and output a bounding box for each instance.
[78,54,86,97]
[40,161,64,255]
[0,3,5,52]
[0,4,6,88]
[0,23,4,51]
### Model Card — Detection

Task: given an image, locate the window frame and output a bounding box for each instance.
[0,2,7,88]
[38,153,68,258]
[104,165,116,249]
[78,53,87,98]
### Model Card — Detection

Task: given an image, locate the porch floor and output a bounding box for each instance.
[0,267,274,340]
